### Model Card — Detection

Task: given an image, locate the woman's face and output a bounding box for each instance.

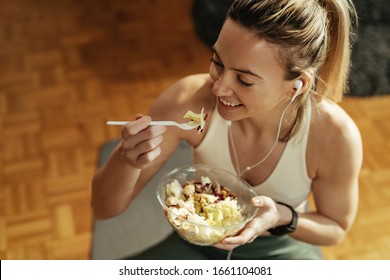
[209,19,293,122]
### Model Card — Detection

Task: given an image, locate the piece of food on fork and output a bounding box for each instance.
[182,107,208,133]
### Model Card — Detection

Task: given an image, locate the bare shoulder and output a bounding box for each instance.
[313,99,361,146]
[308,98,363,176]
[149,74,215,120]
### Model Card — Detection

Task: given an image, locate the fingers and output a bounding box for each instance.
[222,227,257,245]
[122,135,164,167]
[120,115,167,168]
[218,196,279,247]
[121,115,152,139]
[252,195,273,209]
[212,242,240,251]
[214,226,260,251]
[134,113,144,120]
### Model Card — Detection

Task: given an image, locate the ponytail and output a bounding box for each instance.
[317,0,357,102]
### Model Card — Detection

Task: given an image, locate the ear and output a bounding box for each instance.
[290,80,303,102]
[288,73,311,101]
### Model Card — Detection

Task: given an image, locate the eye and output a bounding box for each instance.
[237,76,253,87]
[209,57,224,69]
[210,56,254,87]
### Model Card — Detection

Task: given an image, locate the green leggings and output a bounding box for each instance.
[125,232,322,260]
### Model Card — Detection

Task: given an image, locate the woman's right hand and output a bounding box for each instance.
[120,114,167,169]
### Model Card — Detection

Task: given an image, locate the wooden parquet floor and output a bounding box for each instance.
[0,0,389,260]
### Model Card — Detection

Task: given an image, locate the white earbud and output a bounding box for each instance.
[290,80,303,103]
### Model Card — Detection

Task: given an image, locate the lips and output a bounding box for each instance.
[219,97,242,107]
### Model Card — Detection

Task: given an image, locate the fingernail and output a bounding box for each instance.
[254,197,262,205]
[135,114,144,120]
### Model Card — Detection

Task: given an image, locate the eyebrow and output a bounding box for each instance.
[211,46,263,80]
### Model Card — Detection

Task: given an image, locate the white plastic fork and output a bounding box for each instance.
[105,120,198,130]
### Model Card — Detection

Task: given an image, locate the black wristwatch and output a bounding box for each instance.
[268,202,298,236]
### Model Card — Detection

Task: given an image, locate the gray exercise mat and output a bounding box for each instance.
[91,140,192,259]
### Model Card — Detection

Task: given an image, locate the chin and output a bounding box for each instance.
[217,104,244,122]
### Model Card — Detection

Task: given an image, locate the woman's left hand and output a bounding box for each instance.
[212,196,280,251]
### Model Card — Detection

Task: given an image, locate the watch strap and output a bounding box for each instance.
[268,202,298,236]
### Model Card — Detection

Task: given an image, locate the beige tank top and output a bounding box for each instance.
[193,103,312,210]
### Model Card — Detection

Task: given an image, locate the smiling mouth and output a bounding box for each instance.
[219,97,242,107]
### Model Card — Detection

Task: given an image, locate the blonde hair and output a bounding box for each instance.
[227,0,357,139]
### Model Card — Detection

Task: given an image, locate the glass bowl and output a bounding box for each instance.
[156,164,258,246]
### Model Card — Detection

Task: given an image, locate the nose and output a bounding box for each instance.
[212,78,234,97]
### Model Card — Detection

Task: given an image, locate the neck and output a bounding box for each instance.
[229,98,295,177]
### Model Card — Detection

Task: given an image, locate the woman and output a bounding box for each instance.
[92,0,362,259]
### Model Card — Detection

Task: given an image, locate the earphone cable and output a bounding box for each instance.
[227,249,233,260]
[229,98,295,177]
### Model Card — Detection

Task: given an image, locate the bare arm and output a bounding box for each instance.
[91,116,179,220]
[217,103,363,249]
[91,74,214,220]
[291,107,363,245]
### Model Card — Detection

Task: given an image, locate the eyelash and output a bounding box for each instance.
[209,57,253,87]
[209,57,223,69]
[237,78,253,87]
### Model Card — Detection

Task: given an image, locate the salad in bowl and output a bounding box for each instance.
[156,165,258,246]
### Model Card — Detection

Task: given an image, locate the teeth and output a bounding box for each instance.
[220,98,241,107]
